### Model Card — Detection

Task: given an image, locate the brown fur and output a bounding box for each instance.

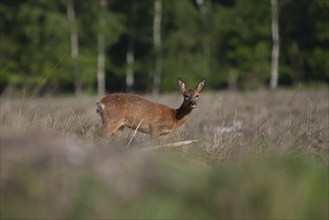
[97,78,205,140]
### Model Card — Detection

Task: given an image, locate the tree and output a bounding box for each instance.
[0,0,327,96]
[97,0,107,96]
[66,0,82,95]
[125,0,138,92]
[270,0,279,89]
[196,0,210,78]
[152,0,162,95]
[211,0,271,89]
[160,0,204,91]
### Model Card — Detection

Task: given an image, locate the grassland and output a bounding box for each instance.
[1,88,328,219]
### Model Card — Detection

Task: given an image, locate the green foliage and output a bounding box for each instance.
[0,0,71,93]
[279,0,329,84]
[2,146,328,219]
[0,0,327,95]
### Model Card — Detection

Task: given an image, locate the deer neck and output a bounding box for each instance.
[175,102,193,126]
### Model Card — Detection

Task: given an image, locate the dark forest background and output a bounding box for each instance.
[1,0,328,96]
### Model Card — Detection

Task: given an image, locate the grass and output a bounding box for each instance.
[1,88,328,219]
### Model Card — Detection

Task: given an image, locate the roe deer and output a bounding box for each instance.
[96,77,206,140]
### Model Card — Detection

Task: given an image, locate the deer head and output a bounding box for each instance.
[177,77,206,109]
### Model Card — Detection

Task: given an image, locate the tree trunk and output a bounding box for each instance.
[196,0,210,78]
[126,0,137,92]
[97,0,107,96]
[228,68,237,90]
[270,0,280,90]
[152,0,162,95]
[126,48,134,92]
[66,0,82,96]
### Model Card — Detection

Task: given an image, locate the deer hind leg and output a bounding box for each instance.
[97,103,124,138]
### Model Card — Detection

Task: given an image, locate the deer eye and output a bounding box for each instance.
[195,95,199,99]
[184,96,189,100]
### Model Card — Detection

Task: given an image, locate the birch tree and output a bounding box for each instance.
[97,0,107,96]
[152,0,162,95]
[66,0,82,96]
[125,0,138,92]
[270,0,280,89]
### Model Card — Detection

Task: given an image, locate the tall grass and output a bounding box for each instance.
[1,88,328,219]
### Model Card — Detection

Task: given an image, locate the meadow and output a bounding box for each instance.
[1,88,328,219]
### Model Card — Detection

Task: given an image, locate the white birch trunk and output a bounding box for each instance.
[97,0,107,96]
[270,0,280,89]
[126,49,134,91]
[125,0,137,92]
[152,0,162,95]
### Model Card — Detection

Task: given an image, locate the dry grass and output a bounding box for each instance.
[1,88,328,219]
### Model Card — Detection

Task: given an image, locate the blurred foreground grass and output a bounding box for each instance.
[1,88,328,219]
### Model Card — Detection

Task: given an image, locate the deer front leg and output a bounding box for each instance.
[100,120,124,138]
[150,125,160,144]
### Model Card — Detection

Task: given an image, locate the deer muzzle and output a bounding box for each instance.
[189,100,197,108]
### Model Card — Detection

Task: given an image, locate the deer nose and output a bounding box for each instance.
[190,100,197,108]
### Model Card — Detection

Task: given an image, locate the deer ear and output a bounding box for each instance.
[196,79,206,93]
[177,77,186,93]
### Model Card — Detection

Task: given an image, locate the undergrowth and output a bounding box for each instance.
[1,88,328,219]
